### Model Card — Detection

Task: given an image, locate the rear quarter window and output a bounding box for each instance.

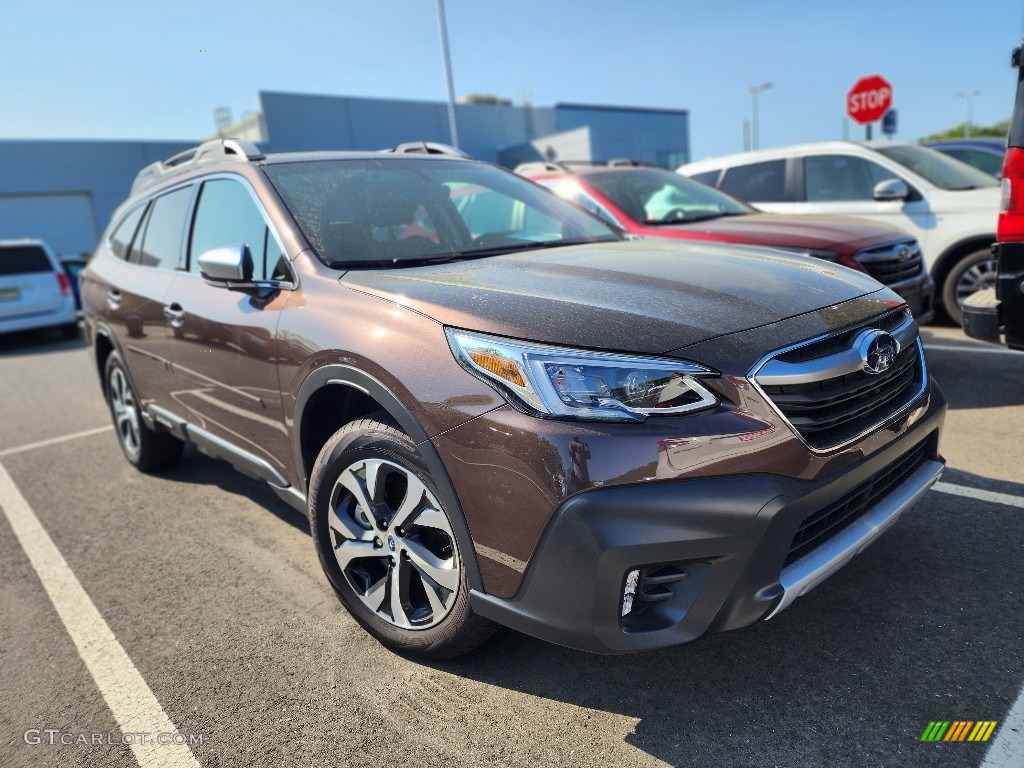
[0,246,53,275]
[719,160,786,203]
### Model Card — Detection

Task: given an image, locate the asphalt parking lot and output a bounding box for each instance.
[0,324,1021,768]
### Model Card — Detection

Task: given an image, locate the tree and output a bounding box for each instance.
[920,120,1008,141]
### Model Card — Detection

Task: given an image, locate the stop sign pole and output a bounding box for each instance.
[847,74,893,139]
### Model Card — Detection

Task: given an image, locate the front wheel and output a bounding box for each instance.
[309,413,497,659]
[942,248,998,325]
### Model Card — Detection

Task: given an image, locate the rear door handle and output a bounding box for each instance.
[106,290,121,310]
[163,303,185,327]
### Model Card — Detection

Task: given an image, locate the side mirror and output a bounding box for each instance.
[198,244,253,283]
[873,178,909,202]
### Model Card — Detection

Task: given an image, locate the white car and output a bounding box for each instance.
[678,141,1000,323]
[0,239,79,338]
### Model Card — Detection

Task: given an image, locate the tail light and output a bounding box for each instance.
[56,271,72,295]
[997,147,1024,242]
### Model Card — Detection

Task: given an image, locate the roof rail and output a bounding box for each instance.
[385,141,469,158]
[606,157,657,168]
[130,139,265,196]
[513,161,572,175]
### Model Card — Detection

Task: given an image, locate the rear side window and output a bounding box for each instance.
[0,246,53,275]
[134,187,193,270]
[189,179,285,280]
[109,205,147,260]
[720,160,786,203]
[689,170,722,187]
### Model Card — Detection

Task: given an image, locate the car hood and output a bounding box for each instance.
[339,241,886,355]
[656,212,909,250]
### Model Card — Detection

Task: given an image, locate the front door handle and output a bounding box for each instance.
[106,290,122,310]
[163,303,185,328]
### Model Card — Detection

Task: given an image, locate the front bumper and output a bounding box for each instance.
[893,275,935,325]
[470,384,946,654]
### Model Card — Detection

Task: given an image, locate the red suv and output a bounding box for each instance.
[517,160,934,322]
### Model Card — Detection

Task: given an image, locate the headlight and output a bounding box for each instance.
[446,329,719,422]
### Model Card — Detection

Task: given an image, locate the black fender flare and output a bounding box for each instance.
[293,364,484,592]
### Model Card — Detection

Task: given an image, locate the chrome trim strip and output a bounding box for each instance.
[765,458,943,620]
[756,315,917,386]
[185,421,291,487]
[747,316,929,454]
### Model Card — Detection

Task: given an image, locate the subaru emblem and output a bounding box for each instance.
[856,330,900,374]
[897,246,911,261]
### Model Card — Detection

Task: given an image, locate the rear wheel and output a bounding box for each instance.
[104,351,183,472]
[309,412,497,659]
[942,248,998,325]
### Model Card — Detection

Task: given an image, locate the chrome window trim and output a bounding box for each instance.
[746,315,929,455]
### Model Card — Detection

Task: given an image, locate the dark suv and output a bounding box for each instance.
[82,139,947,658]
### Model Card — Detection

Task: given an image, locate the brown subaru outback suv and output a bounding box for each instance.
[82,139,947,659]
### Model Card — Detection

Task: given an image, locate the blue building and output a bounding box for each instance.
[0,91,689,256]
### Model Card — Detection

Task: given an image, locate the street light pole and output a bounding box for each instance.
[955,90,981,138]
[749,82,773,150]
[435,0,459,148]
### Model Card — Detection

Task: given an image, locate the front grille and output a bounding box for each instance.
[785,439,931,566]
[753,310,928,451]
[855,240,924,286]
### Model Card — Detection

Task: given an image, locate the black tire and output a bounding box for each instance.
[942,248,998,326]
[60,322,80,339]
[309,411,497,659]
[103,351,184,472]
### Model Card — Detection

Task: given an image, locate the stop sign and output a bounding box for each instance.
[847,75,893,124]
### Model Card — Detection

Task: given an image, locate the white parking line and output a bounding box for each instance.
[981,684,1024,767]
[923,343,1023,356]
[0,464,201,768]
[0,425,113,458]
[933,482,1024,510]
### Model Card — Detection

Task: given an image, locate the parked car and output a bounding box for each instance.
[59,253,91,310]
[0,238,79,338]
[82,139,946,658]
[922,138,1006,179]
[963,46,1024,350]
[516,160,933,322]
[679,141,1000,324]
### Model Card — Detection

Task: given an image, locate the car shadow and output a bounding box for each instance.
[426,466,1024,767]
[922,334,1024,409]
[0,327,86,356]
[155,445,310,535]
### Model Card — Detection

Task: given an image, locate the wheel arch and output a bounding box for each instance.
[293,364,483,592]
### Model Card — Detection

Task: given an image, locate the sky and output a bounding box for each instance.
[3,0,1023,161]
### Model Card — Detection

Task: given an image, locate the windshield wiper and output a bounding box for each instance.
[328,253,490,269]
[453,238,618,258]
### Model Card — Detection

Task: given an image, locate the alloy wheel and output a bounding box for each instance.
[327,458,460,630]
[955,257,998,305]
[109,367,140,458]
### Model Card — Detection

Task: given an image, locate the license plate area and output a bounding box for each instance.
[0,287,21,302]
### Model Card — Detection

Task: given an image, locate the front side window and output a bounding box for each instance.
[874,144,998,190]
[135,186,193,270]
[263,158,617,268]
[189,178,286,281]
[803,155,897,202]
[719,160,786,203]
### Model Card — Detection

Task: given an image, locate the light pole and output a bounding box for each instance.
[435,0,459,149]
[749,82,773,150]
[955,90,980,138]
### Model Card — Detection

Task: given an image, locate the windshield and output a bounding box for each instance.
[874,144,999,190]
[263,158,619,267]
[584,168,753,224]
